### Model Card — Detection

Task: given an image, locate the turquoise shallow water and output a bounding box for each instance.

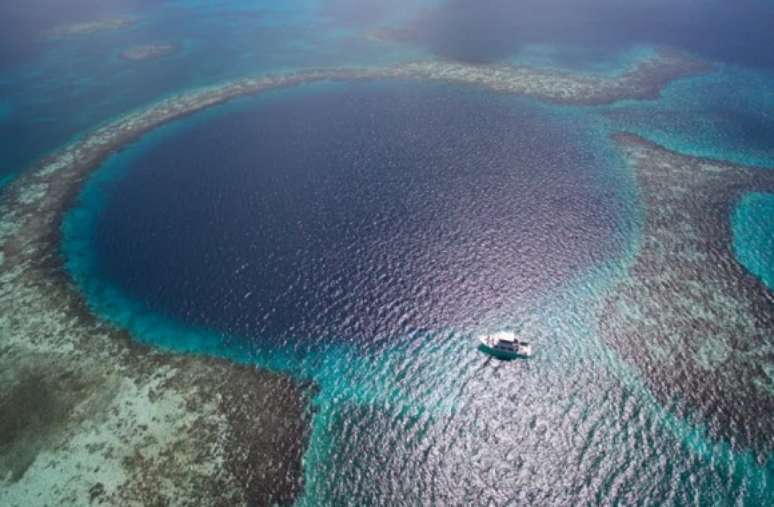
[0,0,435,181]
[0,100,10,122]
[3,0,774,503]
[62,80,774,504]
[604,65,774,168]
[733,193,774,291]
[505,44,658,75]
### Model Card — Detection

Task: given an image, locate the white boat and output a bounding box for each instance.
[478,330,533,359]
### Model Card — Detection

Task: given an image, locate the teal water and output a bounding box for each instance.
[3,0,774,504]
[62,80,774,504]
[733,193,774,291]
[0,0,435,181]
[506,44,658,75]
[603,65,774,168]
[0,100,10,123]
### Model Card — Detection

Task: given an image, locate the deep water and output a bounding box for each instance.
[79,81,628,348]
[397,0,774,69]
[3,0,774,504]
[62,81,774,504]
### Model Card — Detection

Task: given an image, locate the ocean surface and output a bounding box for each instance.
[75,82,630,347]
[3,0,774,504]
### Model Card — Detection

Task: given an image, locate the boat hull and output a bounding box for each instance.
[478,340,531,359]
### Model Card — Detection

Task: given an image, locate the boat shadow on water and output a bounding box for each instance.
[477,344,531,362]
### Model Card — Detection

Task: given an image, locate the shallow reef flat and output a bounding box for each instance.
[388,49,709,105]
[602,134,774,454]
[47,18,135,38]
[0,166,312,505]
[0,51,708,504]
[0,84,317,502]
[121,43,177,62]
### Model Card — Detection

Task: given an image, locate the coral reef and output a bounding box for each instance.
[386,49,709,105]
[0,50,710,504]
[601,134,774,453]
[121,43,177,62]
[0,157,312,504]
[47,18,135,38]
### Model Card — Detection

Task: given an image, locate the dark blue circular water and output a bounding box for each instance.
[65,80,774,504]
[90,81,625,347]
